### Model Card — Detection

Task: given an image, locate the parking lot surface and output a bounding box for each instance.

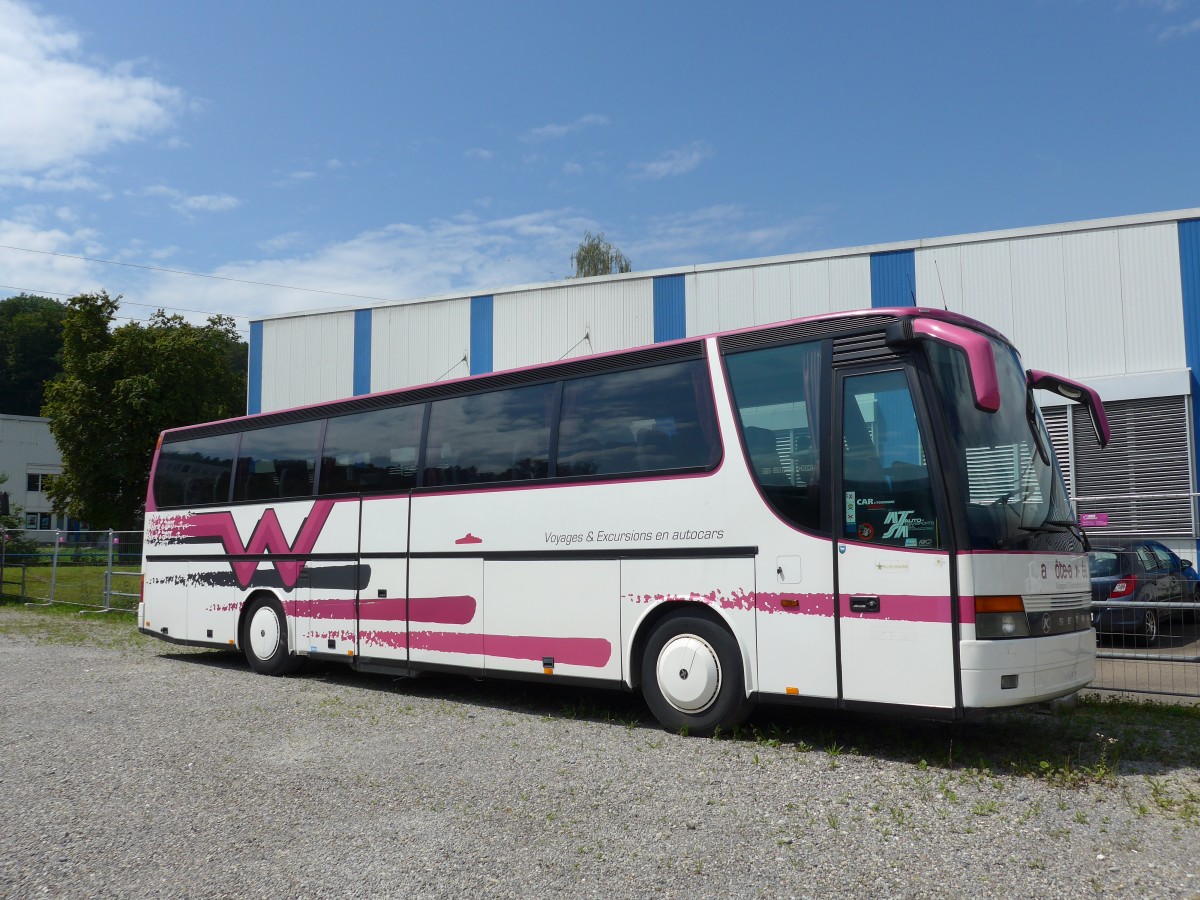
[1,609,1198,898]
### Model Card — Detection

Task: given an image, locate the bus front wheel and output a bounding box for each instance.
[242,596,303,676]
[640,612,751,736]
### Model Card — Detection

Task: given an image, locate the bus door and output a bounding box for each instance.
[293,499,364,659]
[356,496,414,663]
[834,366,957,710]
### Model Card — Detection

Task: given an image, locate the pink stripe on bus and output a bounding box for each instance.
[356,596,478,624]
[838,594,953,623]
[403,631,612,667]
[755,592,835,616]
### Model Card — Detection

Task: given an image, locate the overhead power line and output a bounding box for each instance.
[0,283,249,320]
[0,243,404,305]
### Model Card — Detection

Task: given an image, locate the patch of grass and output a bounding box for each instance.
[0,598,144,650]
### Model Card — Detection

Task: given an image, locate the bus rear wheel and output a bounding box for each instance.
[640,612,751,736]
[242,596,302,676]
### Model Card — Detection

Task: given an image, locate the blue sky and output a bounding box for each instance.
[1,0,1198,334]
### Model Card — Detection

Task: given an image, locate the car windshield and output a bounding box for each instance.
[926,336,1080,551]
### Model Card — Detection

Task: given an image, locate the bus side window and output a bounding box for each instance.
[724,339,825,534]
[320,404,422,495]
[423,383,553,487]
[556,359,717,478]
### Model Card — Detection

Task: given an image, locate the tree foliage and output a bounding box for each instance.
[570,231,632,278]
[0,294,68,416]
[42,292,247,530]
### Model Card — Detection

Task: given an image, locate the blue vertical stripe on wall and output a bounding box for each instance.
[653,275,686,342]
[353,308,372,395]
[247,321,262,415]
[1178,219,1200,558]
[470,295,493,375]
[870,250,916,309]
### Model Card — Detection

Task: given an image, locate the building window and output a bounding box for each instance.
[25,513,37,530]
[27,473,52,493]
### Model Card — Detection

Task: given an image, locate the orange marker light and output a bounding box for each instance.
[786,686,799,695]
[975,595,1024,614]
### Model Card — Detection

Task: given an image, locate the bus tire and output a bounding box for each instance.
[640,612,751,736]
[242,596,302,676]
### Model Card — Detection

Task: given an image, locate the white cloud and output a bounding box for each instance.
[630,142,713,180]
[0,215,106,299]
[464,148,494,161]
[0,0,183,178]
[630,204,822,264]
[524,114,609,141]
[1159,15,1200,38]
[561,161,583,175]
[133,208,597,321]
[140,185,240,214]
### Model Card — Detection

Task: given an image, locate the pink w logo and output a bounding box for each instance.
[188,500,336,590]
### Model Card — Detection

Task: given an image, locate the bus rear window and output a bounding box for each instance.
[154,433,237,508]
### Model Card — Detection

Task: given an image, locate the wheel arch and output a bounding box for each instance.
[627,600,747,692]
[236,589,286,652]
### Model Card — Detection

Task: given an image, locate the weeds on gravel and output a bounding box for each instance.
[4,602,1199,797]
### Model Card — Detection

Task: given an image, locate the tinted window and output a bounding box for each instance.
[840,369,940,548]
[424,383,555,487]
[725,341,825,533]
[154,434,237,508]
[320,404,423,495]
[556,360,719,478]
[233,420,323,502]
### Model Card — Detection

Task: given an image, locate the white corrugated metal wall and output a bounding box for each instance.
[492,278,653,371]
[248,209,1200,544]
[259,312,355,412]
[686,256,871,336]
[254,212,1193,410]
[370,298,472,391]
[914,222,1186,380]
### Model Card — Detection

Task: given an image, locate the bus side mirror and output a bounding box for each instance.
[885,318,1001,412]
[1027,369,1111,448]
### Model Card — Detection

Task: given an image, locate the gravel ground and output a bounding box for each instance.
[1,608,1198,899]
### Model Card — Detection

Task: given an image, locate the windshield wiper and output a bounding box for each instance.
[1025,390,1051,466]
[1019,519,1091,550]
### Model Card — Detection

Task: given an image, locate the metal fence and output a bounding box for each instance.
[0,530,142,612]
[0,523,1196,699]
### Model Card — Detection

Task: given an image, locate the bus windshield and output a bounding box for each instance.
[927,337,1079,552]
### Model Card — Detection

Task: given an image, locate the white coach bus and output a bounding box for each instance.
[139,307,1109,735]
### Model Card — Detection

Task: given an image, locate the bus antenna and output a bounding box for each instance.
[435,353,468,381]
[559,328,592,360]
[934,259,949,311]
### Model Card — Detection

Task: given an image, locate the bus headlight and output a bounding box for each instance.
[975,595,1030,639]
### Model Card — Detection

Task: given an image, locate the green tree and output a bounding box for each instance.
[0,294,68,416]
[42,292,247,530]
[569,231,632,278]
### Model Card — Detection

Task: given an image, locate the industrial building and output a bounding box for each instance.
[248,208,1200,548]
[0,414,66,541]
